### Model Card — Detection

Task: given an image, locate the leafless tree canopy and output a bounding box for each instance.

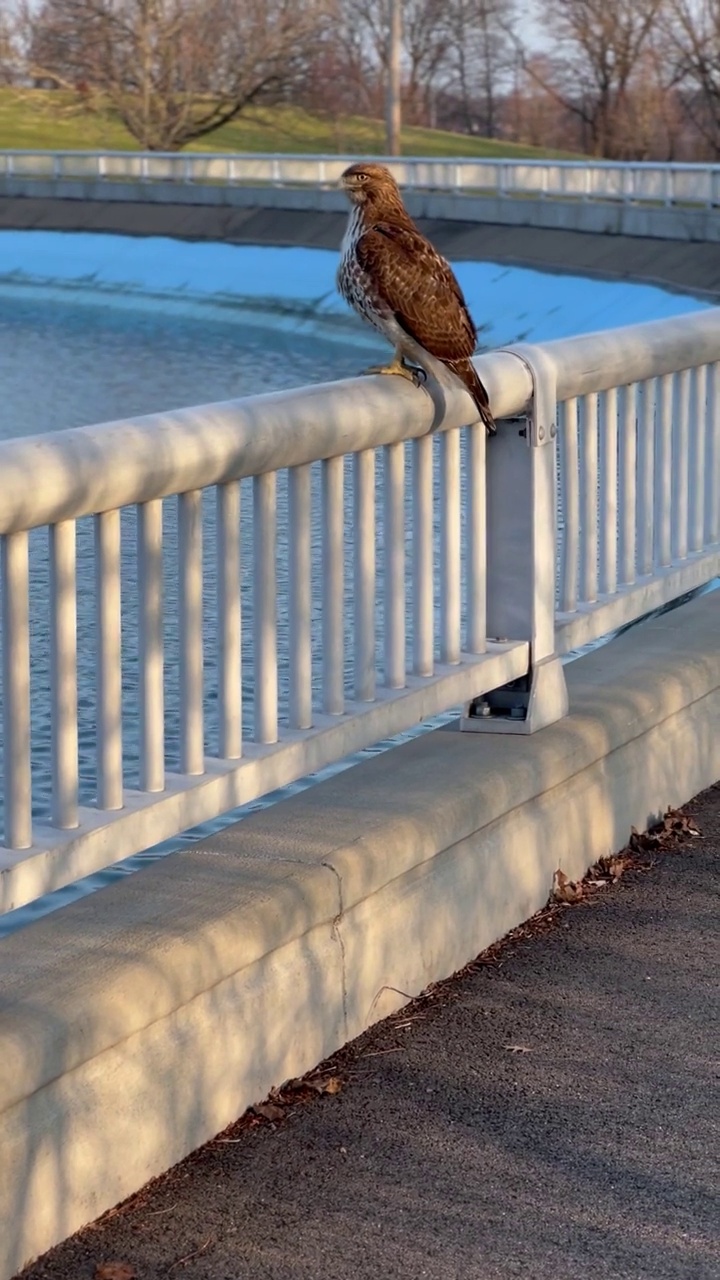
[303,0,515,137]
[22,0,328,150]
[515,0,666,158]
[7,0,720,159]
[665,0,720,156]
[442,0,516,138]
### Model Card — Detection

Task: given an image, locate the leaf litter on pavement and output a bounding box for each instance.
[553,805,702,907]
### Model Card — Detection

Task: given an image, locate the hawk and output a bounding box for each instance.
[337,161,495,434]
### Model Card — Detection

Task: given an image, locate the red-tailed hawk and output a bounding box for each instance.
[337,161,495,434]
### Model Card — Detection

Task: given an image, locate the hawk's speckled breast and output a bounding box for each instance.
[337,206,395,342]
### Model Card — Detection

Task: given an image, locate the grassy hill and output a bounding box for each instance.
[0,91,577,158]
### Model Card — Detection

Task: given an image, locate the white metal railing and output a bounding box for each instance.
[1,150,720,207]
[1,309,719,914]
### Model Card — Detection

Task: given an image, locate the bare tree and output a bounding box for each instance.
[401,0,449,124]
[442,0,516,137]
[616,36,686,159]
[386,0,402,153]
[0,0,21,83]
[499,52,572,149]
[518,0,668,158]
[316,0,449,129]
[21,0,328,150]
[664,0,720,157]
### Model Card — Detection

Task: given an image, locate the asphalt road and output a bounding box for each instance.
[16,785,720,1280]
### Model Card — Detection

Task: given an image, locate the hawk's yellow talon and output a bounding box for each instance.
[360,354,425,387]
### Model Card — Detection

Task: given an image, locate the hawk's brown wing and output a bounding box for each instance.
[355,221,477,361]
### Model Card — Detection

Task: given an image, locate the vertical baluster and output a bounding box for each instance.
[655,373,673,568]
[354,450,376,702]
[49,521,79,830]
[465,423,486,653]
[690,365,707,553]
[637,379,656,575]
[95,510,123,809]
[384,442,405,688]
[673,368,691,560]
[707,363,720,545]
[412,435,433,674]
[440,429,461,663]
[253,472,277,744]
[178,490,203,775]
[580,393,599,603]
[289,465,312,728]
[618,383,637,585]
[1,532,31,849]
[137,500,164,792]
[559,399,580,612]
[599,388,618,596]
[322,457,344,715]
[217,481,242,759]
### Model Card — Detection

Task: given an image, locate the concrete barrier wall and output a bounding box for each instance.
[1,589,719,1279]
[1,176,719,242]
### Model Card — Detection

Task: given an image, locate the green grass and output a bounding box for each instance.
[0,91,578,158]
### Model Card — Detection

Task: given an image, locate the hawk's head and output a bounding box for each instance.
[340,162,403,209]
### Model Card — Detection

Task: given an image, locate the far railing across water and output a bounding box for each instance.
[2,150,720,207]
[0,310,719,915]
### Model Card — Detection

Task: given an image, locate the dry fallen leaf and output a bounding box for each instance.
[553,868,584,904]
[281,1074,344,1098]
[631,808,702,854]
[662,808,701,839]
[313,1075,343,1095]
[252,1102,285,1123]
[94,1264,136,1280]
[607,856,627,880]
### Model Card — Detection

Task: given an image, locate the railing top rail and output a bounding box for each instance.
[0,354,529,536]
[1,307,719,537]
[0,149,719,172]
[546,307,720,398]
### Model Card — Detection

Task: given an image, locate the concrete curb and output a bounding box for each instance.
[1,590,719,1277]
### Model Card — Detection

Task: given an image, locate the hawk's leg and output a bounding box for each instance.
[361,349,426,387]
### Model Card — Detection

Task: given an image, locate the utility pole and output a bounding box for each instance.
[385,0,402,156]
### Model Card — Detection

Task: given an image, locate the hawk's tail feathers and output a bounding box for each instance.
[446,359,496,435]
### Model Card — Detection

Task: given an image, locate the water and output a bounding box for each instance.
[0,293,366,437]
[0,293,458,937]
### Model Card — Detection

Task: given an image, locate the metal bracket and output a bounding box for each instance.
[459,341,567,736]
[460,656,568,736]
[496,344,558,447]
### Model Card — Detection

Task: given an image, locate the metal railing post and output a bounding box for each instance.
[461,346,568,735]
